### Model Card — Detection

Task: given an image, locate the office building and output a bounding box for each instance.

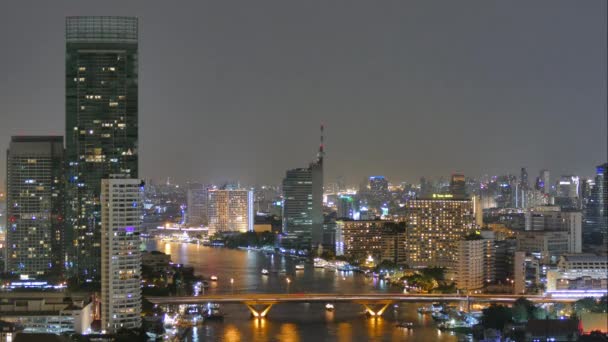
[522,206,582,258]
[368,176,389,202]
[516,230,573,264]
[100,177,142,332]
[585,163,607,244]
[5,136,64,276]
[65,16,139,277]
[555,175,581,209]
[449,173,466,199]
[403,197,475,268]
[335,220,406,263]
[187,186,208,226]
[207,189,254,234]
[336,195,355,219]
[281,126,324,249]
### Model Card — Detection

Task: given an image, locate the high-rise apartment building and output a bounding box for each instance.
[403,198,475,268]
[335,220,406,263]
[5,136,64,276]
[187,186,209,226]
[454,236,490,291]
[281,126,324,249]
[65,16,139,277]
[100,177,142,333]
[368,176,389,203]
[207,189,254,233]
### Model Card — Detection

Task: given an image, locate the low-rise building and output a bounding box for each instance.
[142,251,171,274]
[525,319,580,342]
[546,254,608,298]
[0,292,93,334]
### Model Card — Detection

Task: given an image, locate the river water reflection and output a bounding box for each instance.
[148,240,460,341]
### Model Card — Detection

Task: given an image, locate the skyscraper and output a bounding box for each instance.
[281,126,324,250]
[368,176,389,202]
[207,189,254,233]
[5,136,64,276]
[101,177,142,333]
[539,169,551,195]
[65,16,139,277]
[586,163,608,243]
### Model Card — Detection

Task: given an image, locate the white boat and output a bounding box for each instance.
[261,268,269,275]
[314,258,327,268]
[295,264,305,270]
[210,275,218,281]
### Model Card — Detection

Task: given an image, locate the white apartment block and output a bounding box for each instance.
[101,177,142,333]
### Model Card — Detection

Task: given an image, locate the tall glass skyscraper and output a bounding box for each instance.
[5,136,64,276]
[281,126,324,250]
[65,16,139,277]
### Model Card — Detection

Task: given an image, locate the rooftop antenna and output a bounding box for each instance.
[318,123,325,163]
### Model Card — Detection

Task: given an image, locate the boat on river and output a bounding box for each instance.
[314,258,327,268]
[295,264,305,270]
[395,321,414,329]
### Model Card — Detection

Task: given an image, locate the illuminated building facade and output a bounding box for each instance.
[208,189,254,233]
[336,195,355,219]
[5,136,64,276]
[403,197,475,268]
[454,237,487,291]
[65,16,139,277]
[335,220,406,263]
[101,177,142,332]
[585,163,608,244]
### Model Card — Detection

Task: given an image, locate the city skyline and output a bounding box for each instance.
[0,1,606,185]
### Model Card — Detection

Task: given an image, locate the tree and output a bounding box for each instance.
[574,297,599,316]
[482,304,513,331]
[512,302,529,323]
[512,297,536,323]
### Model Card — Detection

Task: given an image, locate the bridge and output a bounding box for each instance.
[146,293,576,318]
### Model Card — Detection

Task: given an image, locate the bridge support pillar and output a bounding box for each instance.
[245,303,274,318]
[362,302,392,317]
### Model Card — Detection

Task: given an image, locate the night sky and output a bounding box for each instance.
[0,1,606,186]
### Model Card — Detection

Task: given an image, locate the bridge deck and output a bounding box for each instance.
[146,293,575,305]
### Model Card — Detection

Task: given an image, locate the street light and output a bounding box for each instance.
[286,277,291,294]
[230,278,234,294]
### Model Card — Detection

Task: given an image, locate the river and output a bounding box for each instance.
[147,240,463,342]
